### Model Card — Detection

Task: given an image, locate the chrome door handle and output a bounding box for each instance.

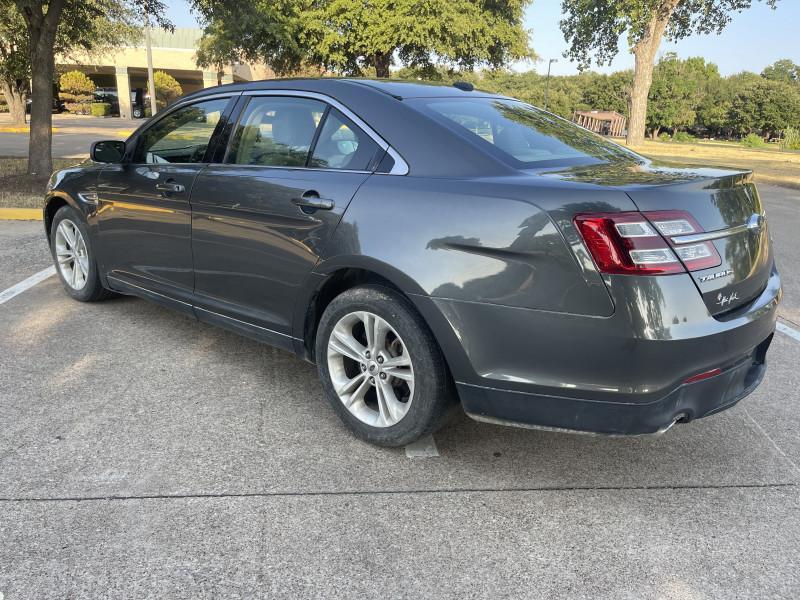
[155,182,185,193]
[291,195,335,211]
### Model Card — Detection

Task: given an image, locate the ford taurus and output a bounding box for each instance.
[43,78,781,446]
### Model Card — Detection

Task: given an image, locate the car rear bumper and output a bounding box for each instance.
[459,333,771,435]
[419,264,781,436]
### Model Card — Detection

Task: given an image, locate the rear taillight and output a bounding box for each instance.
[574,210,721,276]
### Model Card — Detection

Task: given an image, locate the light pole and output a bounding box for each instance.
[145,17,157,117]
[543,58,557,112]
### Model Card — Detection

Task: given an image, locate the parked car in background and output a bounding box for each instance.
[42,79,780,446]
[25,97,66,114]
[92,87,149,118]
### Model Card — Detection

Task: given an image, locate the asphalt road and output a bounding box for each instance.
[0,115,141,158]
[1,185,799,599]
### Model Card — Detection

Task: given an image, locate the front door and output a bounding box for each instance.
[95,96,233,303]
[190,95,382,343]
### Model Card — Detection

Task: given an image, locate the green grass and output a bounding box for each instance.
[0,157,78,208]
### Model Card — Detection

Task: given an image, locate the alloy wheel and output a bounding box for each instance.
[54,219,89,290]
[327,311,415,427]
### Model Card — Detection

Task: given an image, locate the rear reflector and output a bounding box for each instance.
[683,368,722,384]
[574,210,721,276]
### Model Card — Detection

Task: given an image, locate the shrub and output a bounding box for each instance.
[672,131,696,143]
[658,132,671,142]
[90,102,111,117]
[153,71,182,108]
[740,133,766,148]
[59,70,95,114]
[780,127,800,151]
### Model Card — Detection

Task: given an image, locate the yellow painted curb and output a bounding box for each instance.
[0,127,61,133]
[0,208,42,220]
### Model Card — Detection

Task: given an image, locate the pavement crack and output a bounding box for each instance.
[0,482,796,504]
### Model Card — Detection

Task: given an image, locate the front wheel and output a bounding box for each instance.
[315,285,456,447]
[50,205,113,302]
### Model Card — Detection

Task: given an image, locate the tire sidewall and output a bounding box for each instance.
[50,205,102,302]
[315,285,452,447]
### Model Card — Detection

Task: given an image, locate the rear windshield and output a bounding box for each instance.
[408,97,640,169]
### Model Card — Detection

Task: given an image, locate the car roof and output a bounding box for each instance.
[341,78,503,99]
[184,77,503,101]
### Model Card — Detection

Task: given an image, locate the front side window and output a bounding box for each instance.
[409,98,640,169]
[227,97,325,167]
[135,97,229,164]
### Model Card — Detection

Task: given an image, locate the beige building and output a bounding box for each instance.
[59,28,274,118]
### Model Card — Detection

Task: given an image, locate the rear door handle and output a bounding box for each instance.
[155,181,185,194]
[291,194,335,211]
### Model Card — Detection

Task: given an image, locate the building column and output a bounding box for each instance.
[115,67,132,119]
[202,71,218,88]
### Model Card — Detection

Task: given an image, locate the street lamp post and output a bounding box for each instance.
[543,58,558,112]
[145,18,157,117]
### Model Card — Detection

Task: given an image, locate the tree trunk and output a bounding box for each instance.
[373,52,391,78]
[650,127,660,140]
[1,81,27,125]
[19,0,65,177]
[625,0,680,146]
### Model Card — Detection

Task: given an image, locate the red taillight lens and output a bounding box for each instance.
[574,212,683,275]
[574,210,722,275]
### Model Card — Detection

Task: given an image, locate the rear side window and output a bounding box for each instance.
[310,108,380,171]
[135,98,229,164]
[227,97,325,167]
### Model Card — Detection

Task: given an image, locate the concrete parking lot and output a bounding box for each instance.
[1,185,799,599]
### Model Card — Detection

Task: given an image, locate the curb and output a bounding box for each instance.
[0,208,42,220]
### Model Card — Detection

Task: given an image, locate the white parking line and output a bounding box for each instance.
[0,266,55,305]
[777,321,800,343]
[405,434,439,458]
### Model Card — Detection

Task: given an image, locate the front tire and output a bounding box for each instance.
[316,285,455,447]
[50,205,113,302]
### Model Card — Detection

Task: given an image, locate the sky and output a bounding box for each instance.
[165,0,799,76]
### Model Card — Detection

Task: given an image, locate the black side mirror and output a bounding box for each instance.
[90,140,126,163]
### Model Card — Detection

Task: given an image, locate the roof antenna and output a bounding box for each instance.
[452,81,474,92]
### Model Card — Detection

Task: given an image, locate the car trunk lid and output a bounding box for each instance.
[625,169,770,317]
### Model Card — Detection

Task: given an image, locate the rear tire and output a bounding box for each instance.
[50,205,114,302]
[316,285,456,447]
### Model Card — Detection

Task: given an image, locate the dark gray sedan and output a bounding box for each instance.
[43,79,781,446]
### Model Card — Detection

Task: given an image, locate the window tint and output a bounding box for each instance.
[228,97,325,166]
[409,98,638,169]
[310,108,380,171]
[136,98,228,164]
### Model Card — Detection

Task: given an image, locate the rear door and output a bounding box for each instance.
[95,96,234,305]
[189,92,384,344]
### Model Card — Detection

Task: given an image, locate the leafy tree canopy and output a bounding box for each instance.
[193,0,534,78]
[762,59,799,84]
[560,0,780,69]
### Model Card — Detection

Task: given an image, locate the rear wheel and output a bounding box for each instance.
[50,205,113,302]
[316,285,455,446]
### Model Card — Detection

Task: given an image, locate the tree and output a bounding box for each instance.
[762,59,799,84]
[560,0,781,146]
[646,54,720,137]
[728,77,800,138]
[193,0,534,79]
[5,0,167,177]
[0,4,30,124]
[59,69,95,113]
[153,70,182,108]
